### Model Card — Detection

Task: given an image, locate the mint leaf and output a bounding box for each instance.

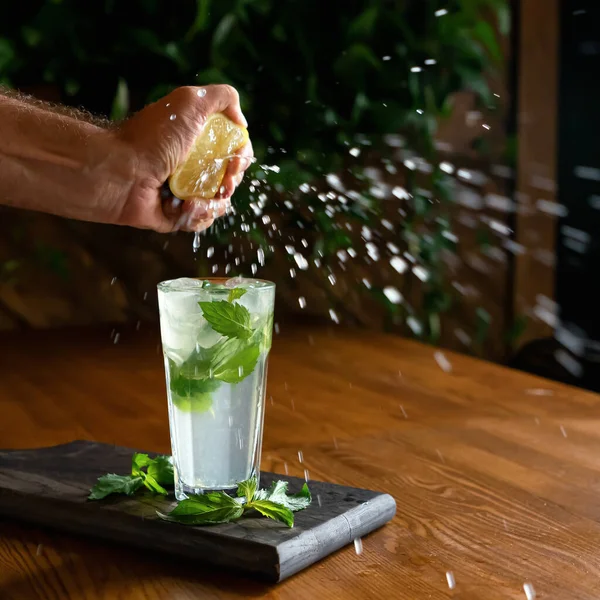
[171,391,213,413]
[158,492,244,525]
[199,300,252,339]
[176,347,214,379]
[132,453,151,475]
[254,481,312,512]
[88,474,143,500]
[168,355,220,412]
[142,473,168,495]
[237,476,257,502]
[254,480,284,501]
[130,453,171,495]
[247,500,294,528]
[260,313,274,353]
[227,288,247,303]
[170,374,220,397]
[147,455,174,486]
[211,340,261,384]
[287,483,312,512]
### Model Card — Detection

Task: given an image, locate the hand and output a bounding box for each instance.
[116,85,253,233]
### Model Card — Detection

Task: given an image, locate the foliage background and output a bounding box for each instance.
[0,0,514,358]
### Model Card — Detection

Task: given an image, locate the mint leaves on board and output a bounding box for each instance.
[158,476,311,528]
[168,289,269,413]
[88,453,174,500]
[89,457,311,528]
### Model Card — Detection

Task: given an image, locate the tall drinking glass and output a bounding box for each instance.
[157,277,275,500]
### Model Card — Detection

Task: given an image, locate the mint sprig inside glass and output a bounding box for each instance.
[157,278,275,500]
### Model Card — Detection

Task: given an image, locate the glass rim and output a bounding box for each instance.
[157,277,276,293]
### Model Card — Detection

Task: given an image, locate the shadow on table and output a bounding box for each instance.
[0,521,274,599]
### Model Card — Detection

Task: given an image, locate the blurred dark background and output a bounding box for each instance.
[0,0,598,391]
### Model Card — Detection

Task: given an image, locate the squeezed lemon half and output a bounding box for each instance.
[168,114,249,200]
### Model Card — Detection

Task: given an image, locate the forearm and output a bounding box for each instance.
[0,91,135,223]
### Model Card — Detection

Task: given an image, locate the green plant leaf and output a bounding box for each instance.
[199,301,252,339]
[159,492,244,525]
[110,77,129,121]
[171,391,213,413]
[185,0,211,40]
[496,4,511,36]
[168,354,221,411]
[142,473,168,495]
[147,456,174,486]
[88,474,143,500]
[349,7,379,39]
[212,14,236,51]
[237,476,257,502]
[21,27,41,47]
[227,288,247,303]
[259,313,274,354]
[472,20,503,62]
[254,481,312,512]
[210,339,261,384]
[0,38,15,72]
[131,452,151,475]
[248,500,294,528]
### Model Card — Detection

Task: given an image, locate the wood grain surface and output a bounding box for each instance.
[0,440,395,582]
[1,322,600,599]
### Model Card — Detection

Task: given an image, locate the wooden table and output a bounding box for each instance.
[0,323,599,599]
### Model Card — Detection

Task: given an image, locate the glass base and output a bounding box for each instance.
[175,481,237,501]
[175,470,260,500]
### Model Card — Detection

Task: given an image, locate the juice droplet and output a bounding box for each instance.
[193,232,201,252]
[169,114,177,121]
[354,538,363,555]
[197,88,207,97]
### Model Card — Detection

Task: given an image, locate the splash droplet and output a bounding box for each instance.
[193,232,201,252]
[390,256,407,274]
[434,351,452,373]
[169,114,177,121]
[293,253,309,270]
[197,88,207,97]
[354,538,363,555]
[383,287,402,304]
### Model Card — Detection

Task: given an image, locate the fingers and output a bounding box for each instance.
[229,139,255,177]
[161,195,230,233]
[192,84,247,129]
[215,139,254,200]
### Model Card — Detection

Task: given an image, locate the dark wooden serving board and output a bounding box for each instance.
[0,441,396,582]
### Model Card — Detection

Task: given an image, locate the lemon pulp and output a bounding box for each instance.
[168,114,249,201]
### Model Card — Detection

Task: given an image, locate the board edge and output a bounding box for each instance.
[275,492,397,582]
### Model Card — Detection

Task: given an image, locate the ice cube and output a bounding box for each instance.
[158,289,208,358]
[225,276,245,288]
